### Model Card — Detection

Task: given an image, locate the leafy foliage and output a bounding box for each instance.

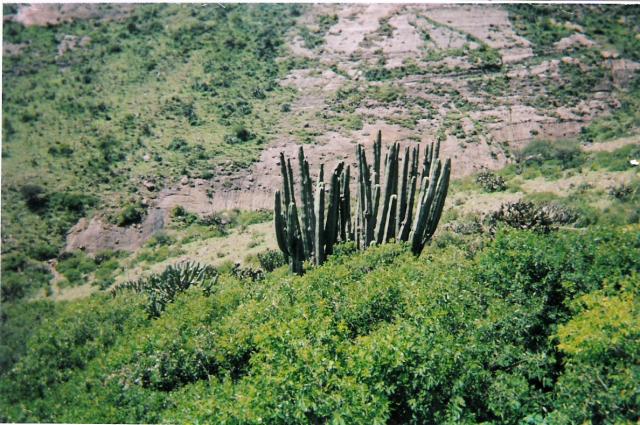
[257,249,287,272]
[518,139,585,170]
[112,261,218,317]
[1,227,638,423]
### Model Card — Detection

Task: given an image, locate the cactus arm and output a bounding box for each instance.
[324,161,344,256]
[354,185,362,249]
[424,158,451,241]
[339,165,351,242]
[305,160,316,252]
[396,146,410,237]
[286,202,304,274]
[357,144,376,248]
[411,160,442,255]
[314,181,325,265]
[297,147,314,258]
[384,194,398,242]
[376,143,398,244]
[368,184,380,247]
[410,174,431,254]
[279,152,291,206]
[374,130,381,185]
[286,158,296,207]
[398,175,417,241]
[274,190,290,258]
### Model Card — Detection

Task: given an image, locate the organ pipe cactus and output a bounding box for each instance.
[274,131,451,273]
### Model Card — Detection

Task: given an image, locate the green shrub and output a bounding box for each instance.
[171,205,198,226]
[519,139,585,170]
[2,227,639,424]
[256,249,286,272]
[224,124,255,144]
[0,294,146,404]
[57,251,98,287]
[550,276,639,423]
[1,253,51,301]
[112,262,218,317]
[168,137,189,152]
[146,231,175,247]
[117,202,146,226]
[592,143,640,171]
[20,184,48,211]
[0,300,56,374]
[236,209,272,226]
[475,169,507,192]
[28,242,58,261]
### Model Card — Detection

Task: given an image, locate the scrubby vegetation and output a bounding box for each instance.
[1,226,638,423]
[2,4,639,423]
[509,5,640,142]
[2,3,300,301]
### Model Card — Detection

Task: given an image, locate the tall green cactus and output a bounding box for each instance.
[274,131,452,274]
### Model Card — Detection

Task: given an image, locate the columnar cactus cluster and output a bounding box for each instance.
[274,131,451,274]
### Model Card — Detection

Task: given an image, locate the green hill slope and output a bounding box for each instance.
[1,226,638,423]
[2,4,300,299]
[3,4,640,301]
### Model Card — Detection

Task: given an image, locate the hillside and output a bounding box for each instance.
[1,4,640,423]
[1,228,639,423]
[2,4,640,297]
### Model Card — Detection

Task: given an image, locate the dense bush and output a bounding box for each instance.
[112,261,218,317]
[519,139,585,170]
[0,294,147,422]
[1,252,51,301]
[117,201,146,226]
[485,200,555,233]
[0,300,56,374]
[475,169,507,192]
[257,249,287,272]
[19,184,49,211]
[57,251,98,287]
[1,227,638,423]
